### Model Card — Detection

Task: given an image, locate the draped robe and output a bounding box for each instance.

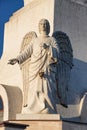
[17,36,59,114]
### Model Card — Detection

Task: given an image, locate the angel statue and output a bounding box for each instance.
[8,18,73,114]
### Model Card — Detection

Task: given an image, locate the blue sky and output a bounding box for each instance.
[0,0,24,58]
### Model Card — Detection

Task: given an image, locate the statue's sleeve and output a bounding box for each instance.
[47,38,59,65]
[17,41,33,64]
[52,38,59,59]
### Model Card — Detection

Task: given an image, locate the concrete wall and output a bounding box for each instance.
[24,0,32,6]
[54,0,87,104]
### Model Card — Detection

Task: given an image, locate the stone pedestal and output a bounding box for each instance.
[10,114,87,130]
[0,121,28,130]
[16,114,60,120]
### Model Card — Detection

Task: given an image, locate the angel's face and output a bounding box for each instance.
[39,19,50,35]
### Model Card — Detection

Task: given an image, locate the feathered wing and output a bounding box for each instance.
[20,31,37,107]
[52,31,73,107]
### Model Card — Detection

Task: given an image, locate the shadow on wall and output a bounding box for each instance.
[0,97,3,121]
[0,97,3,110]
[68,58,87,105]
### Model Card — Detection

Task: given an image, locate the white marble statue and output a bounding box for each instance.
[8,19,59,114]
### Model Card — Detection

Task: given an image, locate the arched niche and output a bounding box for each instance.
[0,84,23,121]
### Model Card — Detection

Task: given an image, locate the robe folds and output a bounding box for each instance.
[17,36,59,114]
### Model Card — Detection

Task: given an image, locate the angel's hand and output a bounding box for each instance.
[8,58,18,65]
[43,43,49,49]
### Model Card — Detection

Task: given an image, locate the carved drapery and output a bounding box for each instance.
[20,32,37,106]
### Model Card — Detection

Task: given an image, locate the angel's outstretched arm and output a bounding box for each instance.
[17,41,33,64]
[8,41,33,65]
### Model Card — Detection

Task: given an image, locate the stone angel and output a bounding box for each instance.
[8,19,73,114]
[8,19,59,114]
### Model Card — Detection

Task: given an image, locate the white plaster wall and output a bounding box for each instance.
[54,0,87,118]
[24,0,33,6]
[0,0,55,89]
[54,0,87,103]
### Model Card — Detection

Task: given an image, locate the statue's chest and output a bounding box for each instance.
[33,38,51,51]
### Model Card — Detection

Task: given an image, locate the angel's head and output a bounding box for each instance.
[38,19,50,35]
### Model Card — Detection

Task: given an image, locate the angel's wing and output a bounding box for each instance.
[20,31,37,107]
[52,31,73,107]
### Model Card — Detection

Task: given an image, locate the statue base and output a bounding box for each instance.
[16,114,60,120]
[9,114,87,130]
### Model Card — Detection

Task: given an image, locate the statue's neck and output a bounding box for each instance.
[40,31,49,37]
